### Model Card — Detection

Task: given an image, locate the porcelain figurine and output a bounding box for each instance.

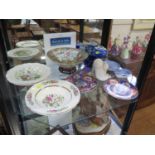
[120,35,131,59]
[93,59,111,81]
[120,47,130,59]
[109,37,122,56]
[131,36,143,59]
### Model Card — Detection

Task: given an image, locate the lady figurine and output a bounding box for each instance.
[131,36,143,59]
[120,35,131,59]
[109,37,122,56]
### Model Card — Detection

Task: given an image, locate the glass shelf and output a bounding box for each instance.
[6,43,138,135]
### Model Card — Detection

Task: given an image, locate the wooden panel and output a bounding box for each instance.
[137,58,155,109]
[128,103,155,135]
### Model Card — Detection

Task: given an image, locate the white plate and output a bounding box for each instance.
[25,80,81,116]
[16,40,41,48]
[6,63,51,86]
[7,48,40,60]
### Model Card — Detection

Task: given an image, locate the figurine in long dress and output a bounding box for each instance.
[120,35,131,59]
[109,37,122,56]
[131,36,143,59]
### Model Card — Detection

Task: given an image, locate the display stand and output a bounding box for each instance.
[1,19,155,135]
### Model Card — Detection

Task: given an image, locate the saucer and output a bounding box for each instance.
[103,79,138,100]
[114,67,132,78]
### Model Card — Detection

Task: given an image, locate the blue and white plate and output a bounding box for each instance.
[103,79,138,100]
[114,68,132,78]
[104,60,121,72]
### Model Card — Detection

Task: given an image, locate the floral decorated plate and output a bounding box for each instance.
[103,79,138,100]
[6,63,51,86]
[47,47,88,68]
[16,40,41,48]
[7,48,40,60]
[104,60,121,72]
[25,80,80,116]
[65,73,97,93]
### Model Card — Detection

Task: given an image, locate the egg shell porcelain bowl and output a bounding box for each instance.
[47,47,88,68]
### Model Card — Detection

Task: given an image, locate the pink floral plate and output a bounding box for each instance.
[65,73,97,93]
[103,79,138,100]
[25,80,81,116]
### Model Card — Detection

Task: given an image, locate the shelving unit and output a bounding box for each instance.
[0,19,155,135]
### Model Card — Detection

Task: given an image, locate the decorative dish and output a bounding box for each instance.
[6,63,51,86]
[7,48,40,60]
[25,80,80,116]
[47,47,88,68]
[16,40,41,48]
[103,78,138,100]
[65,73,97,93]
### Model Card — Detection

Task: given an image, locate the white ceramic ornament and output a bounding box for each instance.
[93,59,111,81]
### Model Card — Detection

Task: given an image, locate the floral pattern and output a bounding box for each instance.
[15,68,41,81]
[66,74,97,93]
[47,47,88,67]
[47,106,68,113]
[53,48,80,62]
[103,79,138,100]
[42,94,64,107]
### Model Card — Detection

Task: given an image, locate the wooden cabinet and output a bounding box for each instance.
[137,58,155,109]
